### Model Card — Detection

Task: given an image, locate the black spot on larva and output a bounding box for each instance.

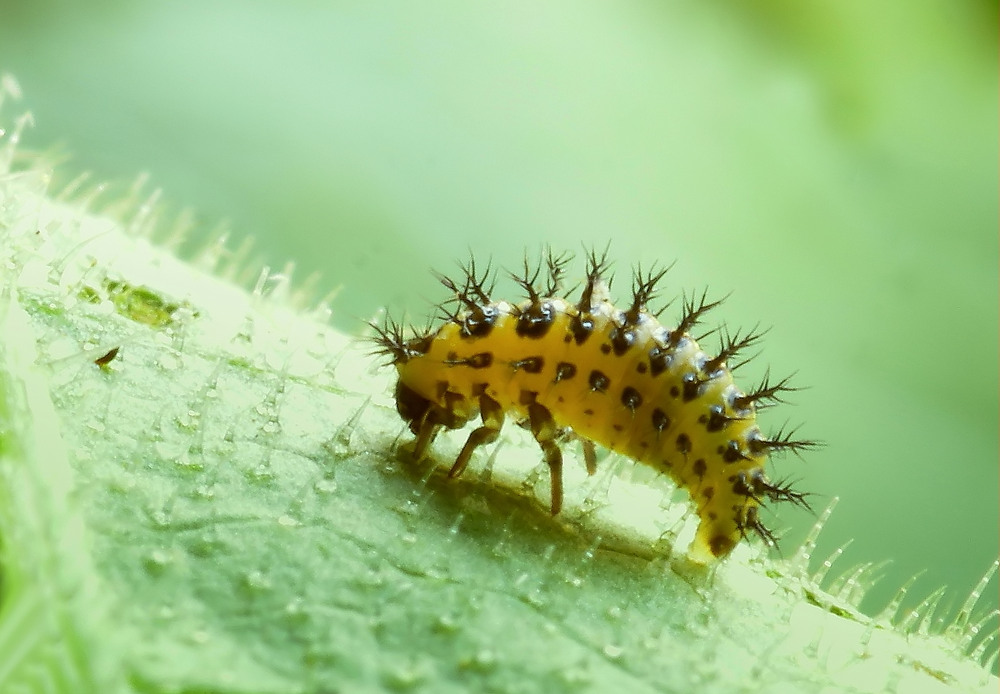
[676,433,691,454]
[721,440,747,463]
[621,386,642,412]
[742,507,777,547]
[583,408,595,416]
[648,346,671,376]
[610,327,635,356]
[636,362,647,374]
[669,385,680,398]
[732,472,754,498]
[613,423,624,432]
[600,343,612,355]
[459,305,498,339]
[469,352,494,368]
[682,373,703,402]
[554,362,577,383]
[710,535,734,558]
[570,314,595,345]
[444,391,466,411]
[394,381,433,428]
[446,352,493,368]
[516,301,555,338]
[651,408,671,434]
[705,405,731,432]
[512,356,544,373]
[519,390,538,405]
[701,486,714,500]
[692,458,707,478]
[404,333,435,357]
[589,370,610,393]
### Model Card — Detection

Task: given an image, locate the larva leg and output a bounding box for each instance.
[528,402,564,515]
[449,394,505,479]
[581,438,597,475]
[413,406,449,461]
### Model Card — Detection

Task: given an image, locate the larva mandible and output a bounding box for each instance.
[371,248,814,562]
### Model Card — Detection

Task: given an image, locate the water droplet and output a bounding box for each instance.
[144,549,172,575]
[472,650,496,670]
[603,644,624,660]
[176,409,201,429]
[435,614,458,633]
[173,453,204,471]
[314,477,338,494]
[244,570,271,592]
[157,353,182,371]
[261,420,280,434]
[277,514,299,527]
[522,589,546,608]
[148,508,170,527]
[248,464,274,482]
[193,484,215,500]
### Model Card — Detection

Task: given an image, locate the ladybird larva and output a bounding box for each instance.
[371,248,814,562]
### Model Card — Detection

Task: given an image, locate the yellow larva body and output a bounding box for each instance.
[373,250,811,562]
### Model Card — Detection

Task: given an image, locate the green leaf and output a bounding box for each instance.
[0,83,996,693]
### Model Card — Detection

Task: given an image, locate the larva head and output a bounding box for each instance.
[369,317,433,431]
[394,380,434,435]
[370,316,476,435]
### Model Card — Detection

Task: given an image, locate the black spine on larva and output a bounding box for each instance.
[739,507,777,548]
[702,325,768,374]
[511,248,572,301]
[624,264,671,326]
[607,265,670,357]
[508,250,565,339]
[577,245,612,312]
[731,468,810,509]
[512,253,544,303]
[369,315,434,365]
[543,248,573,296]
[439,256,498,338]
[669,288,726,347]
[732,370,799,411]
[748,425,818,457]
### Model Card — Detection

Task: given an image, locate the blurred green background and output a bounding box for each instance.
[1,0,996,630]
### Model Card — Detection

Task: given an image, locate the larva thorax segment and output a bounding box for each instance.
[372,248,813,563]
